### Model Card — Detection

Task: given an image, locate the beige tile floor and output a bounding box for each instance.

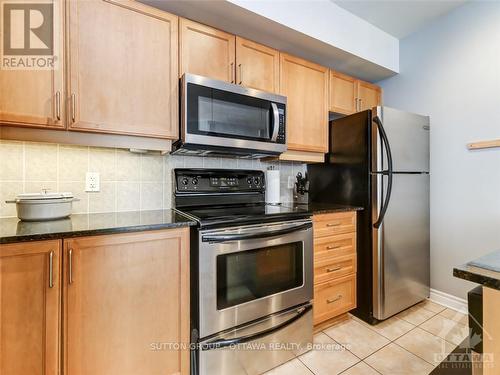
[266,300,469,375]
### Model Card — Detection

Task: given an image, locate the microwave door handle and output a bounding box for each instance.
[201,304,312,350]
[202,222,312,243]
[271,102,279,141]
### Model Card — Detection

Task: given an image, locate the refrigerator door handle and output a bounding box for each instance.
[373,116,393,229]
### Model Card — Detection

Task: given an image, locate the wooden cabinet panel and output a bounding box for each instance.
[180,18,235,83]
[314,232,356,261]
[313,211,356,238]
[0,240,61,375]
[314,254,356,284]
[235,37,279,93]
[314,274,356,325]
[68,0,178,138]
[280,53,329,153]
[0,0,64,129]
[357,80,381,111]
[63,228,190,375]
[329,70,357,115]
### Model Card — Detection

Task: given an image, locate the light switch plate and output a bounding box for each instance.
[287,176,295,189]
[85,172,100,192]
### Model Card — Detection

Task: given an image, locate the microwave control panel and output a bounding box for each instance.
[276,106,286,144]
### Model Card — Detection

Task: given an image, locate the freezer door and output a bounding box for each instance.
[372,173,430,320]
[373,106,430,173]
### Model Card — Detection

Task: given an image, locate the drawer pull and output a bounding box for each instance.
[327,295,342,304]
[326,223,341,227]
[326,245,341,250]
[326,266,342,273]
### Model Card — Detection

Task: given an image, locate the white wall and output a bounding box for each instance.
[228,0,399,73]
[379,1,500,299]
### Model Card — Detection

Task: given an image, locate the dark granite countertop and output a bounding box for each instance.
[282,202,364,215]
[0,209,196,244]
[454,250,500,290]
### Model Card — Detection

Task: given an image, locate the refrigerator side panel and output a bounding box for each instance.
[373,173,430,320]
[374,106,430,173]
[308,110,375,322]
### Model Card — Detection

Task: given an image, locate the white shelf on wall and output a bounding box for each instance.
[467,139,500,150]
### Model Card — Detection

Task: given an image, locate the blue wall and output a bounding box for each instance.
[379,1,500,299]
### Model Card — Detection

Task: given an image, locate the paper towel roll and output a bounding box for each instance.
[265,169,280,204]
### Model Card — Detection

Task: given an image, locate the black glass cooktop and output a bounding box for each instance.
[175,204,311,228]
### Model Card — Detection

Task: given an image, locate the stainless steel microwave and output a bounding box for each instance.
[172,73,287,158]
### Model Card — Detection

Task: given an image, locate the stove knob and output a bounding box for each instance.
[253,177,260,185]
[192,177,199,185]
[247,177,253,185]
[181,177,189,185]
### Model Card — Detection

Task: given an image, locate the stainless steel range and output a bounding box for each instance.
[174,169,313,375]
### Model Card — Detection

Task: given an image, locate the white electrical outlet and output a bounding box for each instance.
[85,172,100,192]
[287,176,295,189]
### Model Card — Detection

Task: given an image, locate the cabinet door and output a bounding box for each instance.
[235,37,279,93]
[0,0,64,128]
[329,70,356,115]
[63,228,190,375]
[67,0,178,138]
[0,240,61,375]
[280,53,329,153]
[357,80,381,111]
[179,18,235,82]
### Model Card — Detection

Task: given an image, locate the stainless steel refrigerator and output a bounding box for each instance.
[308,106,430,323]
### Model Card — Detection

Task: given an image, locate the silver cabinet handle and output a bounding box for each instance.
[55,91,61,121]
[71,93,76,123]
[326,245,341,250]
[326,266,342,273]
[49,251,54,288]
[326,223,341,227]
[230,62,234,83]
[327,295,343,304]
[68,249,73,284]
[238,64,242,85]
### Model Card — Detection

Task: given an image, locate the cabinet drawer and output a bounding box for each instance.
[314,274,356,325]
[314,232,356,261]
[314,254,356,284]
[313,212,356,237]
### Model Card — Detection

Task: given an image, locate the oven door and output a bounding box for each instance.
[182,73,287,154]
[198,219,313,338]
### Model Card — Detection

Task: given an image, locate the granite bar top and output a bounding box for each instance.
[0,209,196,244]
[283,202,364,215]
[454,250,500,290]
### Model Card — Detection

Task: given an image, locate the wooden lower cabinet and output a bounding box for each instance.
[313,211,357,326]
[314,275,356,325]
[63,228,190,375]
[0,240,61,375]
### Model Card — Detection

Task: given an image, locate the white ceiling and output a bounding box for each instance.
[333,0,467,39]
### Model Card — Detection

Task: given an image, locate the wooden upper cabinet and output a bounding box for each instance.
[280,53,329,153]
[329,70,357,115]
[63,228,190,375]
[235,37,279,93]
[180,18,235,83]
[67,0,178,139]
[0,240,61,375]
[0,0,64,129]
[357,80,382,111]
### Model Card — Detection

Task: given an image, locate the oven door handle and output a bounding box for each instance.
[201,304,312,350]
[202,222,312,243]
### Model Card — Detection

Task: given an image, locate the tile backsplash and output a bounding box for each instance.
[0,140,306,218]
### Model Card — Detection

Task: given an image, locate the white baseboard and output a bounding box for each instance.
[429,288,468,314]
